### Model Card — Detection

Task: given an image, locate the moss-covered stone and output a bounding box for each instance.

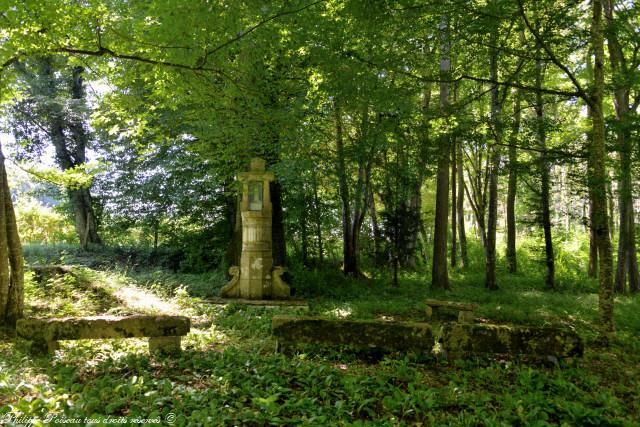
[16,315,190,355]
[440,323,583,359]
[272,316,433,353]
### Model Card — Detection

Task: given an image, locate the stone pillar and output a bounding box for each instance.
[221,158,290,299]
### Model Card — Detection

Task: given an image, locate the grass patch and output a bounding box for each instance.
[1,244,639,425]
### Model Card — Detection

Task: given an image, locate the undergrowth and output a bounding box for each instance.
[0,242,638,425]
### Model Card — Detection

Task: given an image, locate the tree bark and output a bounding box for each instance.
[535,41,555,290]
[34,58,102,248]
[457,136,468,268]
[431,17,451,290]
[506,84,521,274]
[334,100,356,276]
[0,144,24,329]
[312,170,324,265]
[591,0,615,335]
[485,30,501,291]
[451,137,457,268]
[271,181,287,267]
[603,0,640,294]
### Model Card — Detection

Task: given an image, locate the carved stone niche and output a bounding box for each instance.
[220,158,290,299]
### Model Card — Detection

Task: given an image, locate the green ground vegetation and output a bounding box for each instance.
[1,242,638,426]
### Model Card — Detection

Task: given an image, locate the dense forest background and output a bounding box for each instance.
[0,0,639,334]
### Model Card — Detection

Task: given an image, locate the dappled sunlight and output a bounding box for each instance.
[113,286,179,315]
[326,305,353,319]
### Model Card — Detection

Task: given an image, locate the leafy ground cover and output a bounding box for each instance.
[1,246,639,426]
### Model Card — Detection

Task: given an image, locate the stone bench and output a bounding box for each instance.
[16,315,190,355]
[271,316,433,352]
[272,316,583,360]
[438,323,584,359]
[425,299,475,323]
[271,316,434,353]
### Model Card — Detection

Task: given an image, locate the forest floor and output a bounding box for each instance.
[1,245,639,426]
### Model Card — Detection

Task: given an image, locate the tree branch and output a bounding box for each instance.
[516,0,592,105]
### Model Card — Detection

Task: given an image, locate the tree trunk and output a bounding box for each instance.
[485,31,501,291]
[431,17,451,290]
[603,0,640,294]
[535,43,555,290]
[0,145,24,329]
[506,85,521,273]
[591,0,615,335]
[271,181,287,267]
[312,170,324,265]
[457,138,468,268]
[39,58,102,247]
[334,101,357,276]
[368,183,384,267]
[451,137,457,268]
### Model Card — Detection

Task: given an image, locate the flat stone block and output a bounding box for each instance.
[149,336,182,354]
[272,316,433,353]
[440,323,583,358]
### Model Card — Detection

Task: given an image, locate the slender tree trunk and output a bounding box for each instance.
[485,31,501,291]
[368,183,384,267]
[589,197,599,277]
[334,101,357,276]
[271,181,287,267]
[431,17,451,290]
[535,42,555,290]
[506,85,521,273]
[451,137,457,268]
[457,139,468,268]
[312,170,324,265]
[0,144,24,329]
[591,0,615,335]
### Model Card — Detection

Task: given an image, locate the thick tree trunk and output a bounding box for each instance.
[591,0,615,335]
[485,32,501,291]
[506,87,521,274]
[69,188,101,248]
[37,59,102,247]
[603,0,640,294]
[431,17,451,290]
[0,145,24,329]
[457,139,468,268]
[535,46,555,290]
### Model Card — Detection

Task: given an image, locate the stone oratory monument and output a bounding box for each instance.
[221,158,291,299]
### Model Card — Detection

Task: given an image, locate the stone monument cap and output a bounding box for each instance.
[249,158,266,172]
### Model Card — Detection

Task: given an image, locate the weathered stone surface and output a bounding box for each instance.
[17,315,190,354]
[221,157,290,300]
[272,316,433,353]
[439,323,583,358]
[425,299,475,322]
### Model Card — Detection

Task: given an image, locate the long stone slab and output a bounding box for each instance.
[439,323,584,358]
[271,316,434,353]
[17,315,190,354]
[272,316,584,360]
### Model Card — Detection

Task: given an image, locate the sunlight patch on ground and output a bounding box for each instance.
[326,305,353,318]
[113,286,180,315]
